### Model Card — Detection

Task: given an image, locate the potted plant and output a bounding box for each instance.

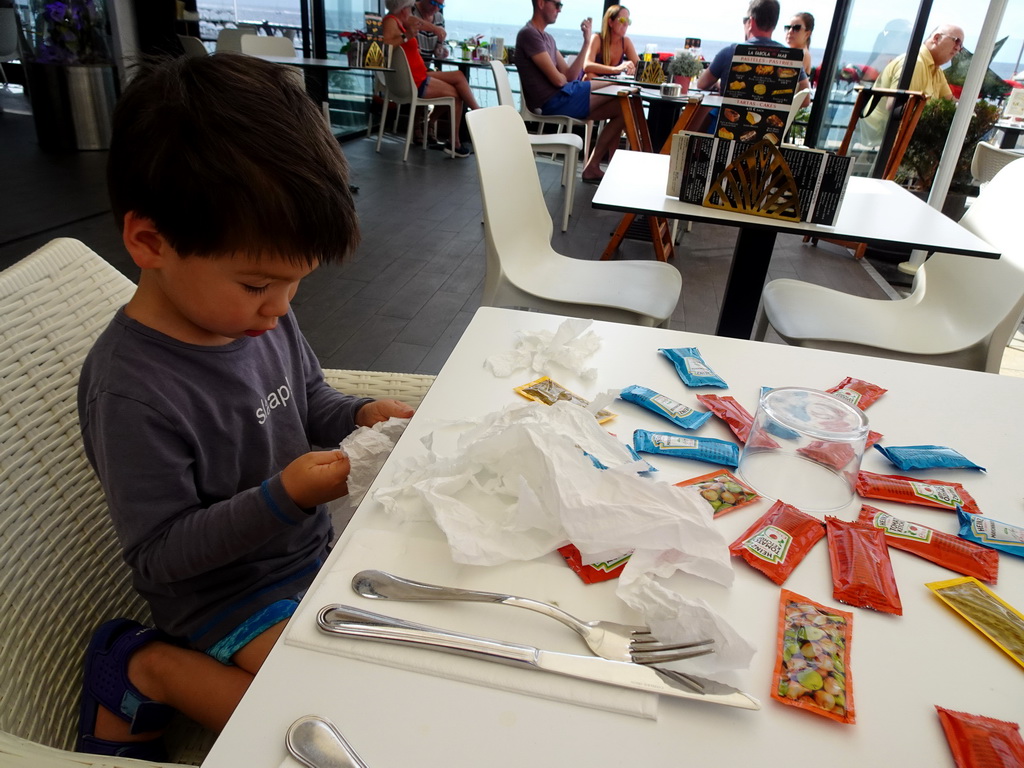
[20,0,117,151]
[666,50,703,93]
[339,30,368,66]
[896,97,1001,218]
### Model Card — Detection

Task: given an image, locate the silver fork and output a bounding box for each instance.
[351,569,714,665]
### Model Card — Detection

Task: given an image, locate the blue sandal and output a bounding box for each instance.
[76,618,178,761]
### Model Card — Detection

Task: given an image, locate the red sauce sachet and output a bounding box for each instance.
[729,500,825,585]
[771,590,855,724]
[695,394,754,443]
[557,544,630,584]
[826,377,887,409]
[826,516,903,615]
[936,706,1024,768]
[856,470,981,515]
[856,505,999,584]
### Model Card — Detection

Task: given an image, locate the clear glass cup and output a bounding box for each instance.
[737,387,869,512]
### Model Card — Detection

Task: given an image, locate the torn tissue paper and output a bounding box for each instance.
[484,317,601,380]
[339,417,410,506]
[373,401,753,671]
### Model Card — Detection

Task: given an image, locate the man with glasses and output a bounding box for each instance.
[860,23,963,144]
[696,0,807,94]
[515,0,627,183]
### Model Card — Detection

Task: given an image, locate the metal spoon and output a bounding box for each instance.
[285,715,369,768]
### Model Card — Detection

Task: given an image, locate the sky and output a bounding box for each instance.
[447,0,1024,70]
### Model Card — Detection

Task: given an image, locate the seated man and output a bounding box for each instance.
[697,0,809,104]
[858,23,963,145]
[515,0,626,183]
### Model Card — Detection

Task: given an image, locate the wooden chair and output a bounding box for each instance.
[805,86,927,259]
[600,90,704,262]
[0,238,434,767]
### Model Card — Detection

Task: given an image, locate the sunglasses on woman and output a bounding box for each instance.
[615,17,632,25]
[784,24,804,32]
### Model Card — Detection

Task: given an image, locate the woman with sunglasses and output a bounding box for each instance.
[783,12,814,76]
[583,5,639,80]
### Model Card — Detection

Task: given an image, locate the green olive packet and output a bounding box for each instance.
[674,469,760,517]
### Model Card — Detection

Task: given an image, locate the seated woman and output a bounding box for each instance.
[382,0,479,158]
[784,12,815,76]
[583,5,639,80]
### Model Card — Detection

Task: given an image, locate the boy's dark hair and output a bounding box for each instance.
[107,53,359,266]
[748,0,780,32]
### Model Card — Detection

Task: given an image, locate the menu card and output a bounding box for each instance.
[1003,89,1024,119]
[715,44,804,144]
[667,131,853,226]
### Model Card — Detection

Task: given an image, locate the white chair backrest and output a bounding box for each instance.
[970,140,1022,188]
[466,106,555,259]
[215,27,255,53]
[920,158,1024,371]
[177,34,208,57]
[489,60,516,109]
[784,86,810,136]
[0,8,18,61]
[382,45,416,101]
[240,34,295,57]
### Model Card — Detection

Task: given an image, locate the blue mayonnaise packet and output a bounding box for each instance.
[619,384,713,430]
[957,506,1023,558]
[660,347,728,388]
[633,429,740,467]
[874,444,985,472]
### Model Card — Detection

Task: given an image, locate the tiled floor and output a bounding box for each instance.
[3,84,1017,377]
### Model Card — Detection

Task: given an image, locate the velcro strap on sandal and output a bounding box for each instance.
[121,689,177,734]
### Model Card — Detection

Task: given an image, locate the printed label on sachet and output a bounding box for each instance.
[970,517,1024,546]
[651,434,698,450]
[742,525,792,564]
[870,511,932,543]
[684,357,713,378]
[830,388,860,406]
[910,482,962,508]
[650,393,695,418]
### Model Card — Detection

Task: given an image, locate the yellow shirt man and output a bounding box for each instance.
[860,25,963,145]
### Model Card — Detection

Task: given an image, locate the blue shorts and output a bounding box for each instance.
[540,80,592,120]
[205,597,301,664]
[417,76,430,98]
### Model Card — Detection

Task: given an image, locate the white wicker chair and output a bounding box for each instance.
[0,238,434,767]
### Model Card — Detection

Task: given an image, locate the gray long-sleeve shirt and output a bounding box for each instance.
[78,309,371,650]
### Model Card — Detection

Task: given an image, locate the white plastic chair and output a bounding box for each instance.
[490,61,581,232]
[0,238,436,767]
[375,46,456,162]
[465,106,681,327]
[176,35,208,57]
[783,86,811,139]
[240,34,295,57]
[970,140,1023,189]
[518,71,594,161]
[214,27,255,53]
[0,8,19,86]
[754,158,1024,373]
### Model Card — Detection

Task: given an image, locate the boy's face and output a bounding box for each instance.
[152,250,317,345]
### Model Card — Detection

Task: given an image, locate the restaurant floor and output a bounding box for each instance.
[3,84,1021,378]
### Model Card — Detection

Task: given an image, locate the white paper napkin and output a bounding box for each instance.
[283,528,658,720]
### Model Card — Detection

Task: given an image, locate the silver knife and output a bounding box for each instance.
[316,604,760,711]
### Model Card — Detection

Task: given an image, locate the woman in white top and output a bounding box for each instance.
[784,12,815,76]
[583,5,639,80]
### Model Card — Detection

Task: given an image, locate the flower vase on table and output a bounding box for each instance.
[674,76,692,94]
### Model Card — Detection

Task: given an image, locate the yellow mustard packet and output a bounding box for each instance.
[513,376,615,424]
[926,576,1024,669]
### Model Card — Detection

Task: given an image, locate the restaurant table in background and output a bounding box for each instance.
[994,118,1024,149]
[592,151,1000,339]
[592,80,722,148]
[256,54,391,114]
[204,306,1022,768]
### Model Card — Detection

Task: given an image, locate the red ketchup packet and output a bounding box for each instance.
[826,377,887,409]
[797,441,858,472]
[856,505,999,584]
[856,470,981,514]
[674,469,760,517]
[865,430,883,449]
[557,544,631,584]
[825,517,902,615]
[729,500,825,585]
[936,707,1024,768]
[695,394,754,443]
[771,590,855,724]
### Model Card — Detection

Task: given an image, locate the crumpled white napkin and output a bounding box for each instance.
[372,401,755,672]
[339,417,411,505]
[483,317,601,380]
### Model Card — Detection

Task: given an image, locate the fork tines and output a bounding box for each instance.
[629,634,715,665]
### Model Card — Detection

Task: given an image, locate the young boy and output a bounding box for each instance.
[75,53,414,760]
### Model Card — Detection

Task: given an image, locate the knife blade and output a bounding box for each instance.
[316,604,760,711]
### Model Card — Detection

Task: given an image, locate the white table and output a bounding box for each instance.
[592,151,1000,339]
[204,307,1022,768]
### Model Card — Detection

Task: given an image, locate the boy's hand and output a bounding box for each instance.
[356,399,415,427]
[280,450,351,509]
